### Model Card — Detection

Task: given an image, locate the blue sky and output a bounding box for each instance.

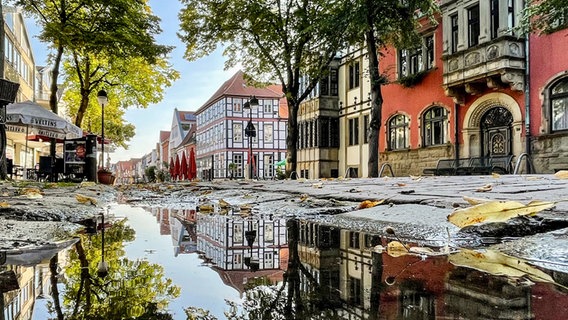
[28,0,239,162]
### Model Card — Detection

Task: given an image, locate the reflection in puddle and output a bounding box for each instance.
[2,202,568,319]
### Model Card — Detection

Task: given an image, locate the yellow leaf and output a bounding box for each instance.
[475,184,493,192]
[299,194,309,202]
[492,172,501,178]
[386,241,409,257]
[463,196,492,205]
[447,200,556,228]
[218,199,230,209]
[0,201,10,208]
[358,199,385,209]
[311,182,323,188]
[449,249,556,284]
[554,170,568,179]
[75,194,97,205]
[409,175,422,181]
[198,204,214,213]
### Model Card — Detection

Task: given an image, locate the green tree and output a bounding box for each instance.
[178,0,350,177]
[12,0,178,148]
[520,0,568,34]
[344,0,438,177]
[49,219,180,319]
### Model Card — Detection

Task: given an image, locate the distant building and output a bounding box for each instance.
[194,70,288,180]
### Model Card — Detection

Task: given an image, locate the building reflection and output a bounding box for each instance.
[294,218,568,320]
[1,249,69,320]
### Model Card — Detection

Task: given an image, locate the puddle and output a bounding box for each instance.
[2,202,567,319]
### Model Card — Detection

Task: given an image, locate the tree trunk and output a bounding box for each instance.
[49,44,64,160]
[366,20,384,178]
[286,102,299,179]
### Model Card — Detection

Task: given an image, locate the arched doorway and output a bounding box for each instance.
[480,106,513,157]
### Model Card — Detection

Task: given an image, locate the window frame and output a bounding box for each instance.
[348,117,359,146]
[422,106,448,147]
[550,78,568,132]
[398,34,434,78]
[468,5,480,47]
[388,114,410,150]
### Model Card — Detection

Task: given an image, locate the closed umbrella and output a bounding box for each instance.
[180,151,188,180]
[169,158,175,179]
[174,154,181,181]
[189,148,197,180]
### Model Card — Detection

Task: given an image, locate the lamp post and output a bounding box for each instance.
[244,219,259,272]
[97,90,108,172]
[0,79,19,180]
[243,96,259,179]
[97,210,108,278]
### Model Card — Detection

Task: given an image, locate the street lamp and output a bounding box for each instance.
[243,96,259,179]
[97,90,108,172]
[97,210,108,278]
[0,79,19,179]
[244,219,259,272]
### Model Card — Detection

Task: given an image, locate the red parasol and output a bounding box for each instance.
[189,148,197,180]
[180,151,188,181]
[169,158,175,179]
[174,154,181,181]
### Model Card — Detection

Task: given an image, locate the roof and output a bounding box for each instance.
[159,131,170,143]
[196,70,284,114]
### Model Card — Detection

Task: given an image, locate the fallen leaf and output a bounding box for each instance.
[312,182,323,188]
[396,183,407,187]
[75,194,97,205]
[449,249,557,285]
[492,172,501,178]
[447,200,556,228]
[0,201,10,208]
[218,199,230,209]
[80,181,96,188]
[198,204,214,213]
[463,196,492,205]
[358,199,385,209]
[299,194,309,202]
[386,241,409,257]
[410,175,422,181]
[476,184,493,192]
[554,170,568,179]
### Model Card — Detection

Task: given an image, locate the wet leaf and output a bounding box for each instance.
[312,182,323,188]
[447,200,556,227]
[476,184,493,192]
[218,199,230,209]
[20,187,42,197]
[449,249,556,284]
[409,175,422,181]
[492,172,501,178]
[198,204,214,213]
[0,201,10,208]
[396,183,406,187]
[463,196,492,205]
[299,194,309,202]
[75,194,97,205]
[386,241,409,257]
[554,170,568,179]
[80,181,96,188]
[358,199,385,209]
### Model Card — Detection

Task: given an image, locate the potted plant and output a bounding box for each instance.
[97,168,115,185]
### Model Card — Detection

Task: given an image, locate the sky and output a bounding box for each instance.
[27,0,239,163]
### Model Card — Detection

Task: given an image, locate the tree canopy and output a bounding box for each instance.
[178,0,351,176]
[520,0,568,34]
[11,0,178,149]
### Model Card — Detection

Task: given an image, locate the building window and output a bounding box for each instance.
[349,62,360,89]
[330,68,338,95]
[265,223,274,242]
[233,123,242,142]
[233,154,244,177]
[490,0,499,39]
[264,154,273,178]
[264,124,273,142]
[388,114,409,150]
[264,104,272,113]
[508,0,515,29]
[422,106,448,147]
[451,14,459,53]
[363,114,369,144]
[551,78,568,131]
[468,5,480,47]
[233,224,243,243]
[398,35,434,78]
[349,277,362,305]
[348,118,359,146]
[349,231,360,248]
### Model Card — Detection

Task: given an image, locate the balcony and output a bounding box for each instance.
[442,36,526,104]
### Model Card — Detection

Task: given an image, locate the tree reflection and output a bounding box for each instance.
[47,219,180,319]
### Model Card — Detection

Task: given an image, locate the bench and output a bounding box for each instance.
[423,155,514,176]
[422,158,470,176]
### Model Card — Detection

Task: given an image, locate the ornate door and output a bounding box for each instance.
[481,106,513,157]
